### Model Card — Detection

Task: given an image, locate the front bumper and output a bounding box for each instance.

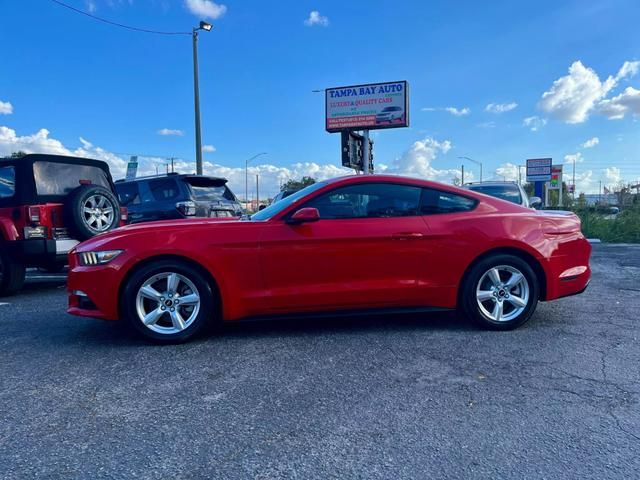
[67,253,122,321]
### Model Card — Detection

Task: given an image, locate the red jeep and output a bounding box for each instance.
[0,154,124,296]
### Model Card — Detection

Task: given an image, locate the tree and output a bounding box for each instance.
[10,151,27,158]
[281,176,316,192]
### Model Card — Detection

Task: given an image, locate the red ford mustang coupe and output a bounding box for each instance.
[68,175,591,343]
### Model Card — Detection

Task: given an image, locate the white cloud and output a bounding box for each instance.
[0,125,464,197]
[485,102,518,114]
[581,137,599,148]
[539,60,640,123]
[157,128,184,136]
[422,107,470,117]
[476,121,496,128]
[494,163,519,182]
[564,152,584,164]
[604,166,622,184]
[0,101,13,115]
[575,170,594,193]
[202,144,216,153]
[184,0,227,19]
[444,107,470,117]
[616,61,640,80]
[0,126,127,175]
[598,86,640,120]
[304,11,329,27]
[523,116,547,131]
[85,0,97,13]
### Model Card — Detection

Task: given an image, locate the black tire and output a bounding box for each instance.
[460,254,539,330]
[0,247,26,297]
[64,184,120,241]
[121,260,217,343]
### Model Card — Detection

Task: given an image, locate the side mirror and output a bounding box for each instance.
[529,196,543,209]
[287,207,320,224]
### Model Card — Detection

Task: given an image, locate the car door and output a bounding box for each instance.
[417,187,481,308]
[259,182,430,314]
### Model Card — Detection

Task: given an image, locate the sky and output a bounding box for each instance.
[1,0,640,197]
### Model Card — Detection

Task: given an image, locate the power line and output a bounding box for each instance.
[48,0,191,36]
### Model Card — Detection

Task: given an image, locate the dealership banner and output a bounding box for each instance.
[325,81,409,132]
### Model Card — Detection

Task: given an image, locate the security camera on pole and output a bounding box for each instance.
[325,81,409,174]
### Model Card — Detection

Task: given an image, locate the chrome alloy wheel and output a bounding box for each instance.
[476,265,530,322]
[83,194,115,233]
[135,272,201,334]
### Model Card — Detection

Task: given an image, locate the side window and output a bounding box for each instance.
[303,183,421,219]
[115,182,141,206]
[148,179,180,202]
[421,188,477,215]
[0,166,16,198]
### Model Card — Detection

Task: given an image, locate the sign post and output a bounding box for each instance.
[125,155,138,181]
[548,165,563,207]
[326,81,409,173]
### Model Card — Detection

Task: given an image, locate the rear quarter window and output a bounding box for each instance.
[0,166,16,198]
[116,182,141,205]
[148,178,181,201]
[421,188,477,214]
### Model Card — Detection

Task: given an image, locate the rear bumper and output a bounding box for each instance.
[4,239,78,266]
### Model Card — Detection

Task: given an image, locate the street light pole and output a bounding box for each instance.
[458,156,483,183]
[192,21,212,175]
[245,152,267,210]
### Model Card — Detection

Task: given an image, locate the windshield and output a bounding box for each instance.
[251,181,328,221]
[469,185,522,205]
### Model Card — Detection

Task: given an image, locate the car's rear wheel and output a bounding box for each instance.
[0,247,26,297]
[461,254,539,330]
[122,260,216,343]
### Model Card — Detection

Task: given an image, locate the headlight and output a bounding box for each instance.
[78,250,123,266]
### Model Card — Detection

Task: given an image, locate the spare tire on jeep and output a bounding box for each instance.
[65,184,120,241]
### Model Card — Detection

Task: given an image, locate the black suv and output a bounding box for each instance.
[0,154,123,295]
[115,173,243,224]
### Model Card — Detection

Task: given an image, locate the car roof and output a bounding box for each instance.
[0,153,111,171]
[465,182,520,187]
[115,173,228,185]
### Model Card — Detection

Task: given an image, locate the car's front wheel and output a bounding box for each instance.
[461,254,539,330]
[121,260,216,343]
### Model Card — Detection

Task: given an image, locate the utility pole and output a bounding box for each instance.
[170,157,175,173]
[457,156,482,183]
[245,153,267,210]
[599,180,602,203]
[461,164,465,185]
[256,174,259,209]
[192,21,212,175]
[518,165,523,185]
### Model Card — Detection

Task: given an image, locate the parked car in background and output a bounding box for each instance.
[0,154,124,295]
[464,181,542,209]
[115,173,242,224]
[270,189,297,204]
[375,106,404,124]
[68,175,590,343]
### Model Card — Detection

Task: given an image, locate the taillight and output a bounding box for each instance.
[176,201,197,216]
[120,207,128,224]
[28,206,41,224]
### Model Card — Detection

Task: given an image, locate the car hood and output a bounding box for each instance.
[74,217,242,252]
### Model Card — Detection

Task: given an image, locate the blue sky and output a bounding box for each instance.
[1,0,639,196]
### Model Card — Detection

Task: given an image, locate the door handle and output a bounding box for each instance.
[391,232,424,240]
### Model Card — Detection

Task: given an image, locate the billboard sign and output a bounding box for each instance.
[548,165,563,190]
[526,158,552,182]
[325,81,409,132]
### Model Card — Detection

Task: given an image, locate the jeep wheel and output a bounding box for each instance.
[0,247,26,296]
[65,185,120,241]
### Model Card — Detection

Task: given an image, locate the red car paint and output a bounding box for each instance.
[67,175,591,322]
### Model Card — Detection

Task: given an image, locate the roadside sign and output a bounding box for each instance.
[125,156,138,181]
[526,158,552,182]
[548,165,563,190]
[325,81,409,132]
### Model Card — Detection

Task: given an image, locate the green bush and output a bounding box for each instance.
[575,206,640,243]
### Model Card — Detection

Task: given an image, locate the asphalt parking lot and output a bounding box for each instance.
[1,243,639,479]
